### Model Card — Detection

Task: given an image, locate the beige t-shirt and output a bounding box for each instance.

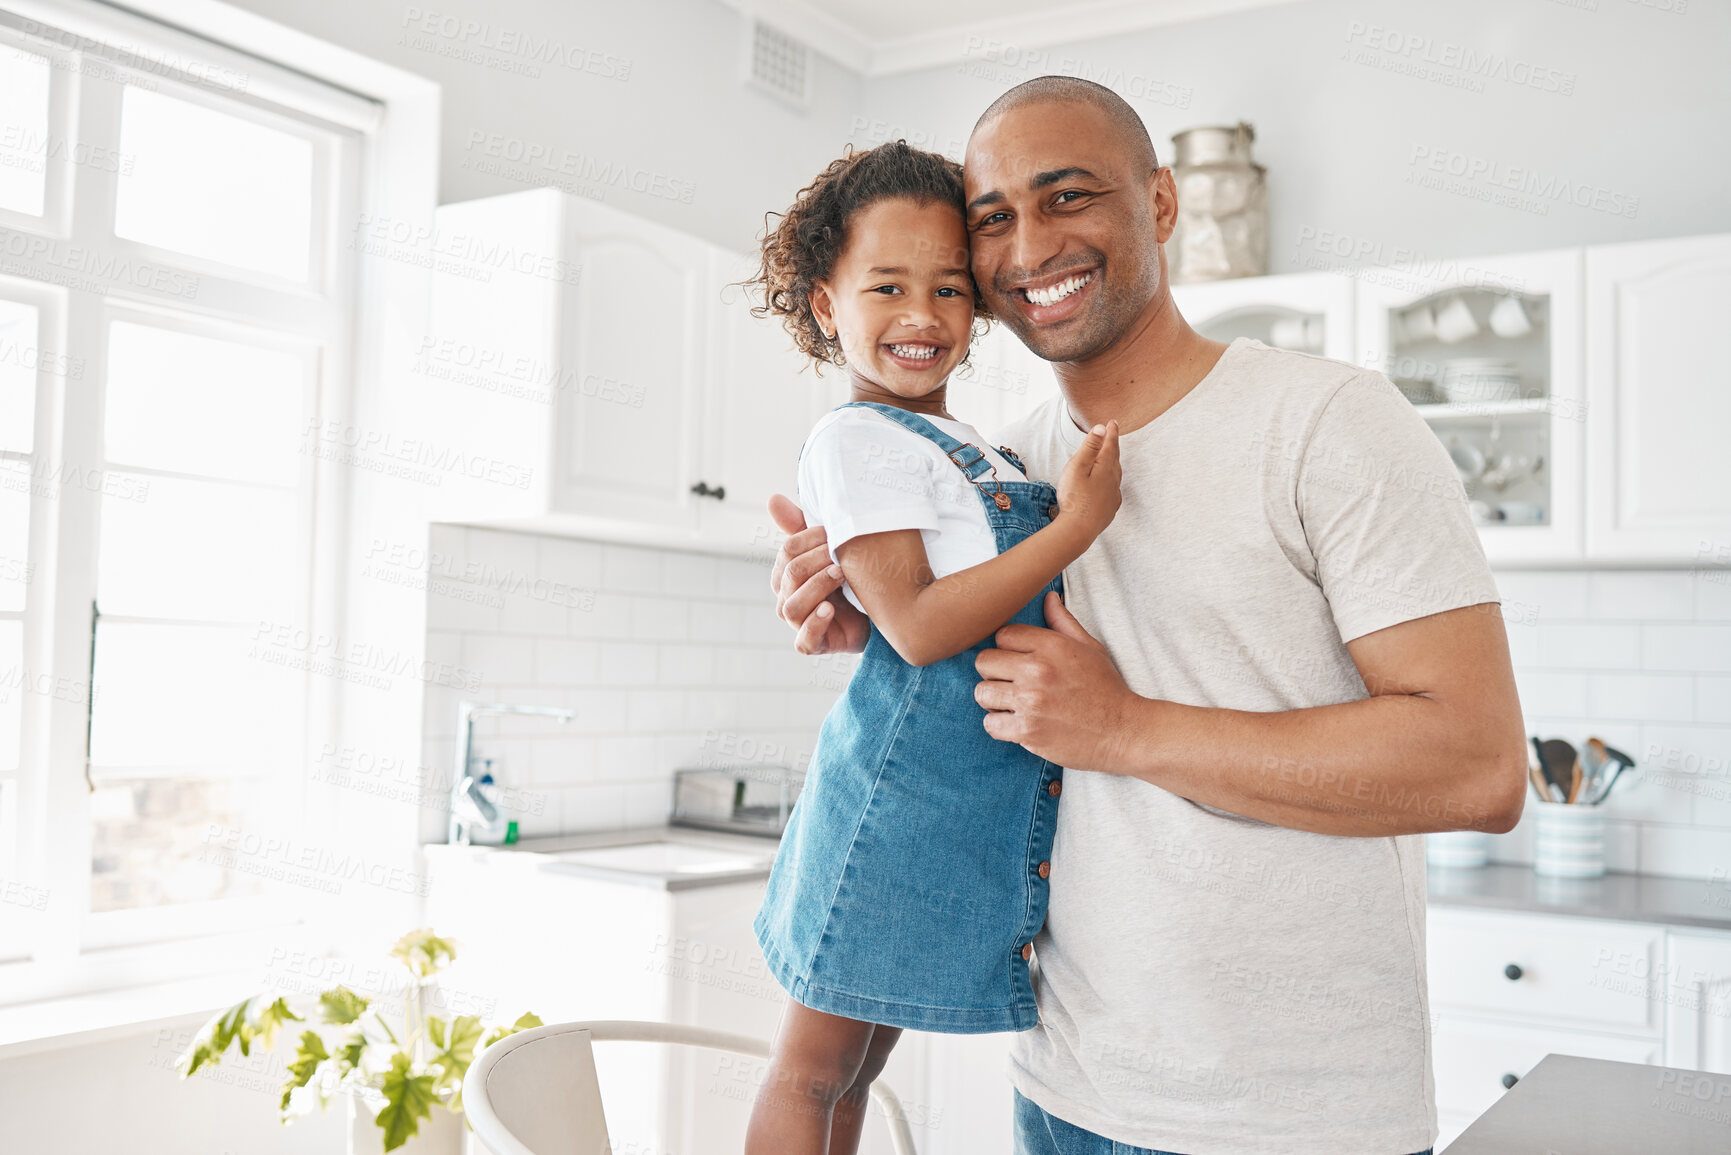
[996,338,1498,1155]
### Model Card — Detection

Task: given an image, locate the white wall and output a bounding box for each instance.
[222,0,867,251]
[855,0,1731,270]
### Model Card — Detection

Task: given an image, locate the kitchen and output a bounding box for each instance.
[0,0,1728,1153]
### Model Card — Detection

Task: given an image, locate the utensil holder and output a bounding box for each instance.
[1426,830,1490,869]
[1532,800,1605,878]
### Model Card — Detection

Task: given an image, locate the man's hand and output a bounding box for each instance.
[768,494,870,656]
[974,590,1138,770]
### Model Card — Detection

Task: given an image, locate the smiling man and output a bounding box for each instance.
[768,76,1527,1155]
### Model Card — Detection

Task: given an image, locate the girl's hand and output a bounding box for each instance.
[1055,420,1121,541]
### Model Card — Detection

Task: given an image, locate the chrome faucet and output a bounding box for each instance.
[448,700,575,844]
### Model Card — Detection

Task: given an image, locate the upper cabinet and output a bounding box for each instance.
[1585,234,1731,561]
[425,189,827,553]
[1355,250,1585,565]
[1174,271,1356,362]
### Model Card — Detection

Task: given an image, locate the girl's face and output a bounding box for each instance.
[810,197,976,401]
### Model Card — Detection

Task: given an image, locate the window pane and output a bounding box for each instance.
[104,320,306,484]
[97,474,299,621]
[89,622,299,773]
[114,86,313,280]
[0,47,50,216]
[91,775,268,911]
[0,620,20,772]
[0,478,26,613]
[0,299,39,454]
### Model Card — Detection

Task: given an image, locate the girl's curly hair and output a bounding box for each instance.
[747,140,988,370]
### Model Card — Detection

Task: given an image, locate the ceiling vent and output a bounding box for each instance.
[744,19,810,111]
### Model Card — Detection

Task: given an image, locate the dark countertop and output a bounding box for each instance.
[1442,1054,1730,1154]
[1428,863,1731,933]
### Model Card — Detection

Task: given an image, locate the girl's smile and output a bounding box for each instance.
[808,196,978,412]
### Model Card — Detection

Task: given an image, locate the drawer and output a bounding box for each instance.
[1432,1013,1662,1121]
[1426,908,1663,1034]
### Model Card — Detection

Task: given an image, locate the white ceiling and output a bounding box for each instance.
[718,0,1302,76]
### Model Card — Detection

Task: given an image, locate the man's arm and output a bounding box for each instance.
[767,494,869,656]
[973,591,1528,836]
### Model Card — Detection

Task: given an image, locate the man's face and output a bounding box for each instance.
[964,101,1170,364]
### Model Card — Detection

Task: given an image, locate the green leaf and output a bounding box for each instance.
[177,998,252,1077]
[377,1052,439,1152]
[253,996,303,1051]
[477,1011,543,1054]
[280,1030,330,1113]
[427,1014,484,1111]
[318,985,370,1025]
[389,929,460,978]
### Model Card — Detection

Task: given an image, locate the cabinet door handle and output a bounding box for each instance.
[1501,1073,1519,1090]
[690,481,727,501]
[1503,963,1523,981]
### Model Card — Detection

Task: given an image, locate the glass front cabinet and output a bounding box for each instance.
[1354,250,1586,564]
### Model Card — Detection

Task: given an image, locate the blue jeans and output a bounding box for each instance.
[1013,1091,1433,1155]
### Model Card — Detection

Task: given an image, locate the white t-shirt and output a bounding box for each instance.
[998,339,1499,1155]
[796,405,1027,613]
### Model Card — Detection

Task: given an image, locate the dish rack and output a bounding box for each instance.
[669,766,804,838]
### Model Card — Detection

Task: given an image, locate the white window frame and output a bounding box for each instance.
[0,0,438,1008]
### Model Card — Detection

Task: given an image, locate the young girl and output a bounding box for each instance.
[743,140,1121,1155]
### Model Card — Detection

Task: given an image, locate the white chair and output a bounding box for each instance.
[463,1019,918,1155]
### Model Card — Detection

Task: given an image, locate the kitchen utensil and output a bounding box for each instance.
[1528,759,1552,803]
[1587,743,1636,805]
[1488,294,1533,338]
[1567,756,1583,804]
[1434,296,1480,344]
[1583,737,1609,801]
[1536,738,1577,804]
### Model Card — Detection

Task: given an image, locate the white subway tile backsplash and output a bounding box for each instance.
[1695,571,1731,621]
[421,523,1731,883]
[1514,671,1588,719]
[601,543,665,593]
[463,634,538,688]
[599,641,659,687]
[1638,824,1731,881]
[1587,571,1694,621]
[1585,673,1696,724]
[1494,571,1588,620]
[1537,623,1642,670]
[1642,624,1731,673]
[1698,677,1731,725]
[628,594,691,642]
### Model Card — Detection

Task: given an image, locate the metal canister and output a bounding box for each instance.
[1168,121,1268,283]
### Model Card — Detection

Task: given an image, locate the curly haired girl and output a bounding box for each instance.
[744,139,1121,1155]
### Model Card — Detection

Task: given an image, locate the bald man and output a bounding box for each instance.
[769,77,1525,1155]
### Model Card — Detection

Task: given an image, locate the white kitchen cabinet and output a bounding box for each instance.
[1173,270,1356,361]
[701,248,845,549]
[1584,233,1731,561]
[1663,930,1731,1075]
[1356,249,1586,564]
[425,189,822,553]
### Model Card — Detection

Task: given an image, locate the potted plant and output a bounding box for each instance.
[177,929,541,1153]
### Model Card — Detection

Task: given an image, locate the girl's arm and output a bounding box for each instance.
[836,422,1120,668]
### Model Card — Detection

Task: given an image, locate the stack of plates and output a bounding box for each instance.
[1437,359,1521,404]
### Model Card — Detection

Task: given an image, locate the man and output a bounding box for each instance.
[769,77,1526,1155]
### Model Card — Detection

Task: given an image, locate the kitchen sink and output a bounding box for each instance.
[546,840,774,876]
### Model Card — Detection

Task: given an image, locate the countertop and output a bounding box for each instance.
[1427,863,1731,933]
[1442,1054,1730,1154]
[423,824,778,891]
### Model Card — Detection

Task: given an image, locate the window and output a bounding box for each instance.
[0,9,374,988]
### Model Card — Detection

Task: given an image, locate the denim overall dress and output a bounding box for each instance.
[753,400,1064,1033]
